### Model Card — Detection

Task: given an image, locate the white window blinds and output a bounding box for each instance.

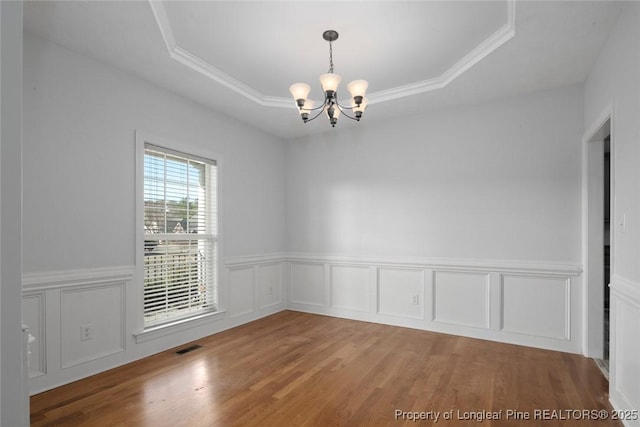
[143,143,218,326]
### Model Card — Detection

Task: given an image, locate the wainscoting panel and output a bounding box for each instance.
[614,301,640,414]
[23,267,134,394]
[285,254,581,354]
[257,263,283,310]
[22,292,46,377]
[60,282,126,368]
[330,265,370,313]
[290,262,325,307]
[25,258,286,395]
[501,275,570,340]
[228,266,256,318]
[610,275,640,424]
[23,255,586,397]
[433,271,490,329]
[377,268,424,320]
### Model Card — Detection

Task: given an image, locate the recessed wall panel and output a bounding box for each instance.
[61,283,125,368]
[615,298,640,409]
[434,271,489,328]
[330,265,370,312]
[378,268,424,319]
[258,263,282,309]
[228,266,255,317]
[502,275,569,340]
[290,263,325,307]
[22,293,45,377]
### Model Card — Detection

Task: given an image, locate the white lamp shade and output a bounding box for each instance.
[351,97,368,113]
[289,83,311,101]
[319,73,342,93]
[347,80,368,98]
[299,99,314,114]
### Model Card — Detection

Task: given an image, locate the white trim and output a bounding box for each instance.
[133,310,226,344]
[135,130,223,331]
[21,291,47,378]
[581,102,614,358]
[148,0,515,108]
[135,130,224,169]
[224,252,287,268]
[371,1,515,104]
[583,102,614,145]
[609,276,640,427]
[286,253,581,276]
[611,274,640,308]
[22,266,134,291]
[148,0,289,109]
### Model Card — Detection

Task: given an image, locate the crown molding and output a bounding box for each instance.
[149,0,291,109]
[149,0,515,108]
[369,1,516,105]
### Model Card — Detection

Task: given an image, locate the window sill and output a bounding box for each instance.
[134,310,226,344]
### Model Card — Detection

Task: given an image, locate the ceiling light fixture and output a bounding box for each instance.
[289,30,368,128]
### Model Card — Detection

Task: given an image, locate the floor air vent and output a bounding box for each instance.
[175,344,202,355]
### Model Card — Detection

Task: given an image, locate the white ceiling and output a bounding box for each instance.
[23,1,622,140]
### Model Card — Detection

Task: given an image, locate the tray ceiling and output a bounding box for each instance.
[24,1,623,139]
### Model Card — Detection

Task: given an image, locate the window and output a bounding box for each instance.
[142,143,218,327]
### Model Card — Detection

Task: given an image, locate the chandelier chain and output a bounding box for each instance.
[328,40,334,74]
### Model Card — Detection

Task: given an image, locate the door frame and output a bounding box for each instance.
[582,103,614,359]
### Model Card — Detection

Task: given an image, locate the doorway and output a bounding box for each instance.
[603,135,611,369]
[584,114,612,374]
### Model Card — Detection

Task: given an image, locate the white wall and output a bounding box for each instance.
[1,1,25,425]
[585,3,640,284]
[22,33,287,393]
[285,85,585,354]
[584,3,640,424]
[23,33,286,272]
[287,85,583,263]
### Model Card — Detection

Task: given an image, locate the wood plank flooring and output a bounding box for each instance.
[31,311,620,426]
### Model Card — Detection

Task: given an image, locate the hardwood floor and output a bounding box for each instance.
[31,311,620,426]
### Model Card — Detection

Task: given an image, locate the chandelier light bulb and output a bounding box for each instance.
[299,99,314,122]
[347,80,368,105]
[299,99,314,112]
[351,97,368,120]
[289,83,311,107]
[319,73,342,94]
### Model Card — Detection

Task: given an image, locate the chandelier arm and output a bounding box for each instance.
[335,103,359,122]
[305,101,327,112]
[304,107,327,123]
[335,98,355,111]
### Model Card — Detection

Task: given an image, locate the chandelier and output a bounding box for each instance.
[289,30,368,127]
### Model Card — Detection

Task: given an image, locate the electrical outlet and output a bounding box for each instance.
[268,286,273,296]
[411,295,420,305]
[80,323,93,341]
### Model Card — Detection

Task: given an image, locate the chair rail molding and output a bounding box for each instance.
[23,266,135,291]
[285,253,582,276]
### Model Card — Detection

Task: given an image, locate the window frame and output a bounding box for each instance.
[134,131,224,340]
